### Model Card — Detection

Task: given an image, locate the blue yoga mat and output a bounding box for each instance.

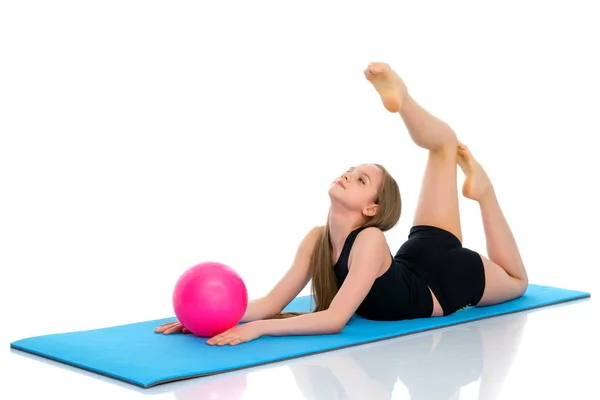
[10,283,590,388]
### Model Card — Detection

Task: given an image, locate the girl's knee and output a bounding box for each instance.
[515,276,528,297]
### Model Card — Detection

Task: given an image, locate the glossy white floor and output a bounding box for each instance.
[6,294,597,399]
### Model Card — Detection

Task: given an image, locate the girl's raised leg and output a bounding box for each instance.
[365,62,462,242]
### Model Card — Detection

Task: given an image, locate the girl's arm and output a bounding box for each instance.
[255,227,388,335]
[239,296,281,322]
[240,225,323,322]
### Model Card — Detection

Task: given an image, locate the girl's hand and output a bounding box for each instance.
[154,320,191,334]
[207,321,263,346]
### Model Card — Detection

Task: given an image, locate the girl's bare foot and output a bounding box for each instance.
[457,142,494,202]
[364,62,408,113]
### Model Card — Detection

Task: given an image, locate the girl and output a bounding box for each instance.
[155,62,529,346]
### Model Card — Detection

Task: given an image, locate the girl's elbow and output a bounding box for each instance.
[326,314,349,334]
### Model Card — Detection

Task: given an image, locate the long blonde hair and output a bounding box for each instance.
[274,164,401,318]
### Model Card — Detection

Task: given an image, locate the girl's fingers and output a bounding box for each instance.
[164,323,183,334]
[217,334,239,346]
[209,330,229,343]
[155,322,177,332]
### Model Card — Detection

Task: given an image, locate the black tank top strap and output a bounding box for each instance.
[333,226,369,270]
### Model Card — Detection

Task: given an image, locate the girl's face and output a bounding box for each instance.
[328,164,383,215]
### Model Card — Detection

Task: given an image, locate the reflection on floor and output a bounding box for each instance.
[287,314,527,400]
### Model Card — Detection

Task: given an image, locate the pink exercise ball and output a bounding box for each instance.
[172,261,248,337]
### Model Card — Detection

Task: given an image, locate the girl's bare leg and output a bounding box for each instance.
[364,62,462,242]
[457,143,529,305]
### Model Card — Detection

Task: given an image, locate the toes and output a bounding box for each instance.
[457,143,471,159]
[371,64,383,74]
[367,62,386,74]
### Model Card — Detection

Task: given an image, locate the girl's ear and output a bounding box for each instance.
[362,204,379,217]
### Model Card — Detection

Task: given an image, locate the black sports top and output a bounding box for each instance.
[333,226,434,320]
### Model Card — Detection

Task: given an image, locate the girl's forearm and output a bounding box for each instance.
[240,297,279,322]
[256,310,342,336]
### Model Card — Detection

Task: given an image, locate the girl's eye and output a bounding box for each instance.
[359,178,365,184]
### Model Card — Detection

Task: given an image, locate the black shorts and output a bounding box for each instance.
[394,225,486,316]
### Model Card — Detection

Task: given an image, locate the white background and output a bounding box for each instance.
[2,1,598,399]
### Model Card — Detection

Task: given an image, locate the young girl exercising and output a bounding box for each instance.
[156,62,529,346]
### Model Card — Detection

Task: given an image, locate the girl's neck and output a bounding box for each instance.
[327,207,364,261]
